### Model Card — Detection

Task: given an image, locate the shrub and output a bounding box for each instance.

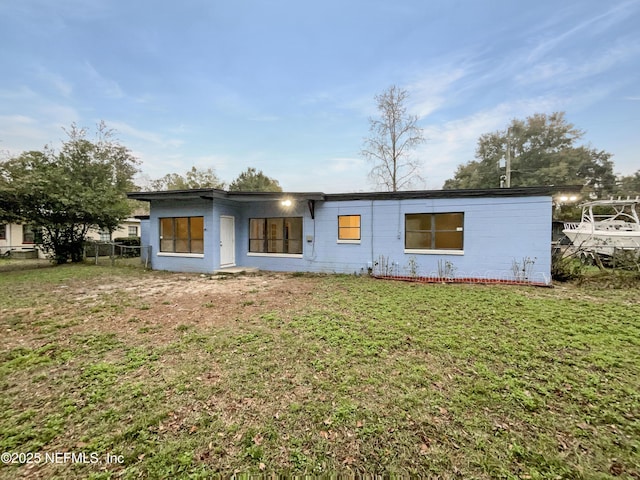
[113,237,141,247]
[608,249,640,272]
[113,237,141,258]
[551,250,584,282]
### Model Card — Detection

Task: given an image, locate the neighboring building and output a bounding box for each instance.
[85,217,142,242]
[1,217,141,258]
[128,186,579,285]
[0,223,43,258]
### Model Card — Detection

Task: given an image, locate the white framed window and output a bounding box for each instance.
[405,213,464,253]
[337,215,361,243]
[249,217,302,254]
[159,217,204,254]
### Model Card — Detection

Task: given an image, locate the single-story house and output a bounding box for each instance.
[128,186,580,285]
[85,217,142,242]
[1,217,142,259]
[0,223,44,258]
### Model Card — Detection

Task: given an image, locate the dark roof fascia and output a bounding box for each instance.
[219,191,326,202]
[324,186,583,201]
[128,185,582,203]
[127,188,224,202]
[127,189,326,203]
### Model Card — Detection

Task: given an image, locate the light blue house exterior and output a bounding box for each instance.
[129,186,571,285]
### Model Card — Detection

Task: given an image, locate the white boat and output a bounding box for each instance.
[562,197,640,257]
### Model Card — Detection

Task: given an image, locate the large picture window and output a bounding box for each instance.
[338,215,361,241]
[249,217,302,254]
[405,213,464,251]
[160,217,204,254]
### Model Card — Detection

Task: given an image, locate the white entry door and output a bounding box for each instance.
[220,216,235,267]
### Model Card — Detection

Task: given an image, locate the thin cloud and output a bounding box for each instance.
[35,67,73,97]
[0,86,37,100]
[83,61,124,99]
[526,1,639,63]
[0,102,80,153]
[323,156,366,174]
[106,121,184,149]
[408,67,468,118]
[517,39,640,86]
[248,115,280,122]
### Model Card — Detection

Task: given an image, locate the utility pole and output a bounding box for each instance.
[505,127,511,188]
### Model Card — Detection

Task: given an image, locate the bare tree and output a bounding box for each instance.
[362,85,425,191]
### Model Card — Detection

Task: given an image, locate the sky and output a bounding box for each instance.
[1,0,639,193]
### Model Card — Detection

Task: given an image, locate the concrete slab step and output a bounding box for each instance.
[213,266,259,275]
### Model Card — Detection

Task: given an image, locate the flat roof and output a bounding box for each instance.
[324,186,582,201]
[127,185,582,202]
[127,188,223,202]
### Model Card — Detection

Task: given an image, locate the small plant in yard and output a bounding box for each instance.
[511,256,536,281]
[374,254,398,276]
[405,256,419,278]
[437,259,456,279]
[551,249,585,282]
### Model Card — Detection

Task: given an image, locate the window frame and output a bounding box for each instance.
[0,224,6,241]
[22,225,41,245]
[404,212,464,255]
[158,216,204,256]
[337,215,361,244]
[99,229,111,242]
[248,217,303,257]
[128,226,138,237]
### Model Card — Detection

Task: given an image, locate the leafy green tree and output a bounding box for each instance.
[228,167,282,192]
[149,166,224,190]
[361,85,425,191]
[443,112,616,198]
[0,123,139,263]
[615,170,640,196]
[0,179,21,224]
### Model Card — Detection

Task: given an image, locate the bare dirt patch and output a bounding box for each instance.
[67,272,318,342]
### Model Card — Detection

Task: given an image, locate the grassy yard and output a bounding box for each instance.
[0,265,638,479]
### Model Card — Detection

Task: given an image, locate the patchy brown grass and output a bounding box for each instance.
[1,265,639,479]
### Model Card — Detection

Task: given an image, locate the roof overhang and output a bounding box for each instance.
[206,191,326,202]
[127,189,326,203]
[127,185,582,203]
[326,185,583,201]
[127,188,223,202]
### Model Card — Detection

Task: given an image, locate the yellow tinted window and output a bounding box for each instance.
[338,215,360,240]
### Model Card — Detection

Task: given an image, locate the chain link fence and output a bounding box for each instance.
[84,241,152,268]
